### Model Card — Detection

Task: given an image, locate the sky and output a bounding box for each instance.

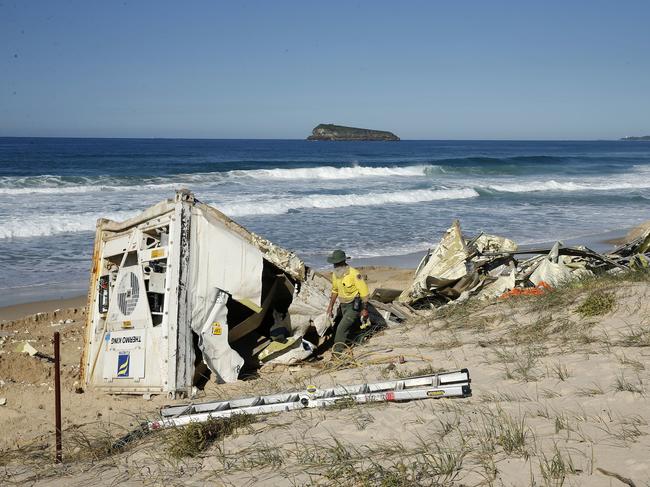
[1,1,649,139]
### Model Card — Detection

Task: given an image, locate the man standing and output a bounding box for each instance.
[326,249,369,355]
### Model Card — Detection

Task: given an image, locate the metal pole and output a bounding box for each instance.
[54,331,62,463]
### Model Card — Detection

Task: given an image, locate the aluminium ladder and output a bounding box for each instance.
[148,368,471,431]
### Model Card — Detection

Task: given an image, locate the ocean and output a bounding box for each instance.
[1,138,649,306]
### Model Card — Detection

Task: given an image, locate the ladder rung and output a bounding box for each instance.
[149,381,472,431]
[160,369,470,419]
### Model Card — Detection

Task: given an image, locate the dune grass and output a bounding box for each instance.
[576,290,616,317]
[165,414,255,459]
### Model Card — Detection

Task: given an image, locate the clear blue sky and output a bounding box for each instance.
[1,1,649,139]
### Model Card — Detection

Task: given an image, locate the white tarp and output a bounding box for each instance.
[530,259,572,287]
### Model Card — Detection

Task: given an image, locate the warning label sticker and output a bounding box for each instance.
[150,248,165,259]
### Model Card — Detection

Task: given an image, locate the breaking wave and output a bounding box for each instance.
[0,210,137,239]
[485,179,650,193]
[3,157,650,195]
[3,176,646,238]
[0,188,478,239]
[229,165,431,180]
[0,175,185,195]
[214,188,479,217]
[0,165,433,194]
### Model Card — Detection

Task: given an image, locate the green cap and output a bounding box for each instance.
[327,249,349,264]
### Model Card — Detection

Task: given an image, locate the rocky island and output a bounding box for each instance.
[307,124,400,141]
[621,135,650,141]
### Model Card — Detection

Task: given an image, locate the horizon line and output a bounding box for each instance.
[0,135,632,142]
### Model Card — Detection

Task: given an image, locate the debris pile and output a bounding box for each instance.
[397,220,650,309]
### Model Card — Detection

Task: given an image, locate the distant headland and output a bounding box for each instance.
[307,124,400,141]
[620,135,650,141]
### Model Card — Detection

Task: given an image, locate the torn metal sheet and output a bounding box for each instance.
[529,258,572,287]
[398,220,647,310]
[475,270,516,300]
[398,220,469,303]
[193,289,243,383]
[473,234,518,254]
[190,205,265,308]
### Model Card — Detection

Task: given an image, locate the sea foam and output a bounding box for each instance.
[0,187,478,239]
[486,179,650,193]
[0,165,432,195]
[0,211,137,239]
[214,187,479,217]
[231,165,430,180]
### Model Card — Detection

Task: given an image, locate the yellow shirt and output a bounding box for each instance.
[331,266,369,303]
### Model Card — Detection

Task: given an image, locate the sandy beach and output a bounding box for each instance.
[1,222,649,486]
[3,2,650,484]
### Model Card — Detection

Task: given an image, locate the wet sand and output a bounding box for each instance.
[0,295,87,323]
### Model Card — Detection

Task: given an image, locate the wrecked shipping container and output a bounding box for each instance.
[80,190,331,397]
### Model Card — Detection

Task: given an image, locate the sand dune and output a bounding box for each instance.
[1,268,649,485]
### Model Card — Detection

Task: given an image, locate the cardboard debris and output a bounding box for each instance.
[398,221,650,309]
[259,336,316,365]
[15,342,55,362]
[16,342,39,356]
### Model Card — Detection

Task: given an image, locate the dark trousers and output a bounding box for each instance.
[332,302,361,355]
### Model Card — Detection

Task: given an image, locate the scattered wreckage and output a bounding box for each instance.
[80,190,397,398]
[395,220,650,310]
[79,190,647,397]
